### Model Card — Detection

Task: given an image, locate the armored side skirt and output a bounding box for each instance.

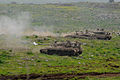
[40,48,82,56]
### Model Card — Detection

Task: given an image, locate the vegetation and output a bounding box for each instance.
[0,36,120,77]
[0,2,120,79]
[0,2,120,32]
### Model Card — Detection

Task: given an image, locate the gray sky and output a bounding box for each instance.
[0,0,120,4]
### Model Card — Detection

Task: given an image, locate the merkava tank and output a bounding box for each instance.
[65,29,112,40]
[40,41,82,56]
[92,29,112,40]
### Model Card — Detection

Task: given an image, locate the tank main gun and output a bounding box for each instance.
[65,29,112,40]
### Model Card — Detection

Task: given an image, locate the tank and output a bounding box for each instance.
[65,29,112,40]
[93,34,112,40]
[92,29,112,40]
[40,41,82,56]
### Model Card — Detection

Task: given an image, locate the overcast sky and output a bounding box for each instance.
[0,0,120,4]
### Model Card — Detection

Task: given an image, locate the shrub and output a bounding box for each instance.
[26,51,33,55]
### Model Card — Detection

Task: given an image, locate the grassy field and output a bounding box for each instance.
[0,35,120,79]
[0,2,120,80]
[0,2,120,32]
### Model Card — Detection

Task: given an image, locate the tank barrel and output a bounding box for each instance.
[38,44,50,45]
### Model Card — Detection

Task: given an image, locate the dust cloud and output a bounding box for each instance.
[25,26,57,37]
[0,12,31,50]
[0,12,31,37]
[0,12,57,50]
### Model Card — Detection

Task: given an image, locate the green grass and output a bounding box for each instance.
[0,2,120,79]
[69,76,120,80]
[0,36,120,76]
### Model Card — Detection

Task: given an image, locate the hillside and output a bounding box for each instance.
[0,2,120,33]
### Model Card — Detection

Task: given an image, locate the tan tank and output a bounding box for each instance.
[65,29,112,40]
[40,41,82,56]
[92,30,112,40]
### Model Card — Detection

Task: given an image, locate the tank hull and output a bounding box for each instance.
[94,35,112,40]
[40,48,82,56]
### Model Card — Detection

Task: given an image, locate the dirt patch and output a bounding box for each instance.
[0,72,120,80]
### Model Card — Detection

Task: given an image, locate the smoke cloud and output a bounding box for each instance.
[0,12,31,50]
[0,12,57,51]
[30,26,57,37]
[0,12,31,37]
